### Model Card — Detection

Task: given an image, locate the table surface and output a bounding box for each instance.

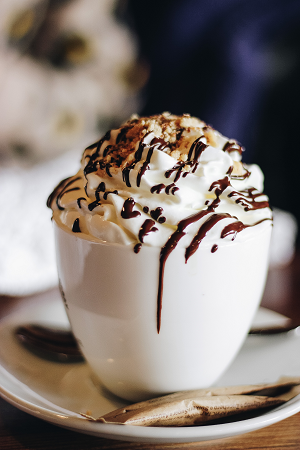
[1,254,300,450]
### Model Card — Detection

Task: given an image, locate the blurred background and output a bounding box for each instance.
[0,0,300,296]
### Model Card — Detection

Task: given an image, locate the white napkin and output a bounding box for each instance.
[0,150,80,296]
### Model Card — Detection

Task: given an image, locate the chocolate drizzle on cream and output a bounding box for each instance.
[209,176,231,198]
[139,219,158,243]
[121,198,141,219]
[122,135,169,188]
[150,207,164,221]
[228,188,270,211]
[227,166,234,176]
[137,148,154,187]
[121,136,147,188]
[134,243,142,254]
[151,184,165,194]
[72,218,81,233]
[103,190,118,200]
[211,244,218,253]
[88,201,100,211]
[223,140,243,155]
[77,197,86,208]
[86,182,118,210]
[122,167,132,188]
[84,131,111,176]
[96,182,105,200]
[165,161,186,182]
[47,176,81,211]
[221,218,272,240]
[185,213,232,262]
[231,167,251,180]
[137,138,168,186]
[186,136,208,174]
[150,183,179,196]
[165,183,179,195]
[165,137,208,182]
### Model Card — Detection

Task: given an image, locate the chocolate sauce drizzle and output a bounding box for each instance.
[72,218,81,233]
[209,176,231,197]
[103,144,112,158]
[186,137,208,174]
[226,162,251,180]
[137,147,155,187]
[103,190,118,200]
[121,198,141,219]
[227,166,233,176]
[122,166,132,188]
[134,208,167,254]
[185,213,231,262]
[86,182,116,210]
[83,131,111,176]
[228,188,270,212]
[84,183,89,198]
[77,197,86,208]
[151,184,165,194]
[150,183,179,195]
[122,135,169,188]
[95,182,105,200]
[231,168,251,180]
[139,219,158,243]
[47,176,82,211]
[165,161,186,182]
[150,207,164,221]
[165,137,208,182]
[134,243,142,254]
[88,201,100,211]
[150,137,170,152]
[122,137,150,188]
[221,218,272,240]
[223,141,243,155]
[165,183,179,195]
[211,244,218,253]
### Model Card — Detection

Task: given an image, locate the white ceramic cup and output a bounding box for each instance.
[54,220,271,402]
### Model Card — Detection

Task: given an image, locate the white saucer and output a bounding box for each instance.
[1,294,300,444]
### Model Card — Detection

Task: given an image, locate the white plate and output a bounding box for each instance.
[1,294,300,444]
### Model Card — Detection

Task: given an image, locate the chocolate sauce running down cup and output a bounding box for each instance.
[49,113,272,401]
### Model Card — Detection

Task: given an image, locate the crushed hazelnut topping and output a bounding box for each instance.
[83,113,225,174]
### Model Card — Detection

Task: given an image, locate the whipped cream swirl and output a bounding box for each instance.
[48,113,271,248]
